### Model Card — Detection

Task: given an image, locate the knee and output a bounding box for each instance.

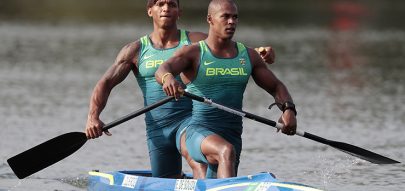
[217,143,236,162]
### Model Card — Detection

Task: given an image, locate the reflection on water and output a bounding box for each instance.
[0,23,404,191]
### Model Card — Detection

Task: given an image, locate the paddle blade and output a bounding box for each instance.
[303,132,400,164]
[7,132,87,179]
[331,141,400,164]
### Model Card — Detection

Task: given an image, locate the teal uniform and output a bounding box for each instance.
[186,41,252,178]
[136,30,191,177]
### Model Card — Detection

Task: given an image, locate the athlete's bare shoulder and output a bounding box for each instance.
[115,40,141,67]
[174,43,200,58]
[187,31,208,43]
[121,40,141,58]
[246,46,267,69]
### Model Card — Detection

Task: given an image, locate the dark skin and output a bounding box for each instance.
[85,0,276,179]
[156,0,297,178]
[85,0,208,179]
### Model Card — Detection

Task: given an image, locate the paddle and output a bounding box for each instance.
[7,96,174,179]
[183,91,400,164]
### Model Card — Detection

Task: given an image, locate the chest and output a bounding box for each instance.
[138,48,179,77]
[195,55,252,85]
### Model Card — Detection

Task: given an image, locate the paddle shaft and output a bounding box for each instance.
[102,96,174,131]
[183,91,400,164]
[183,91,301,134]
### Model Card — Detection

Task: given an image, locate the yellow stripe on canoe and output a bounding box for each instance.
[88,171,114,185]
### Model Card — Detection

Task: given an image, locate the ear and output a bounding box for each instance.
[147,8,153,17]
[207,14,212,24]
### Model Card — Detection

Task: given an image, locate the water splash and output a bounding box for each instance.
[58,176,88,189]
[313,155,360,190]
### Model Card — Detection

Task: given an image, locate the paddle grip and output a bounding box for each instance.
[244,112,277,127]
[183,91,204,102]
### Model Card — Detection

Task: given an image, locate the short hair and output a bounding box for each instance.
[208,0,236,15]
[147,0,180,8]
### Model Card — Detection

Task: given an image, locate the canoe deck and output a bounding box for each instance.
[88,170,323,191]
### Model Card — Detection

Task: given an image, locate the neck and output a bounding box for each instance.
[150,24,180,49]
[205,32,236,58]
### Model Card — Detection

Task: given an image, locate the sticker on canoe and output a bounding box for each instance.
[255,182,272,191]
[175,179,197,191]
[122,175,139,188]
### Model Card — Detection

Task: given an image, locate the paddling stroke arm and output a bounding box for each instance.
[85,41,140,139]
[248,48,297,135]
[155,44,200,99]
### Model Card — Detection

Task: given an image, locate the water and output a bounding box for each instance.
[0,23,404,191]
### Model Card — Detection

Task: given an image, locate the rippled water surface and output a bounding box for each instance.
[0,23,404,191]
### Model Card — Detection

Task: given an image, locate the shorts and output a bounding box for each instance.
[184,124,242,178]
[146,116,191,177]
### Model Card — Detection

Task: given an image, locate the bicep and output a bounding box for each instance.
[250,49,281,95]
[163,46,198,75]
[103,61,132,86]
[102,43,137,88]
[163,56,188,76]
[252,65,281,95]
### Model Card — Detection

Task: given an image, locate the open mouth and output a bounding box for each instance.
[225,28,235,33]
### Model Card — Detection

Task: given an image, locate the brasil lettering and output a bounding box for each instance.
[206,68,248,76]
[145,60,164,68]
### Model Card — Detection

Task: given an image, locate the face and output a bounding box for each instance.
[148,0,181,29]
[208,2,238,39]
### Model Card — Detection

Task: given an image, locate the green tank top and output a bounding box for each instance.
[187,41,252,132]
[136,30,192,128]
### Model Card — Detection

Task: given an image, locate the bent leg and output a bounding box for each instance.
[148,138,182,178]
[180,133,207,179]
[148,124,184,178]
[184,126,236,178]
[201,134,236,178]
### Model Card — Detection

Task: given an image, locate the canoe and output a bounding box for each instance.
[88,170,323,191]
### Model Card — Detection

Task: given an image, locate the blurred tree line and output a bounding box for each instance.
[0,0,404,29]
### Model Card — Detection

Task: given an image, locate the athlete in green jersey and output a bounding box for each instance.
[136,30,196,178]
[85,0,276,178]
[185,40,252,178]
[156,0,297,178]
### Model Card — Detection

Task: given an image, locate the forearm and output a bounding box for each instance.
[87,80,112,119]
[272,81,298,116]
[155,63,176,85]
[273,81,293,105]
[155,56,187,85]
